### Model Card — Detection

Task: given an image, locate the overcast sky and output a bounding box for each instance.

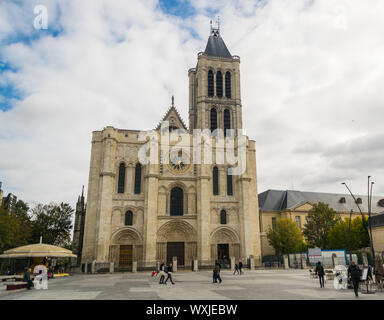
[1,0,383,211]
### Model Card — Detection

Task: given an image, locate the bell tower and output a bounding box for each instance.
[188,21,242,135]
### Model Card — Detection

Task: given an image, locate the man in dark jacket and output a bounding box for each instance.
[23,267,33,290]
[239,261,243,275]
[164,263,175,285]
[315,261,325,288]
[348,261,361,297]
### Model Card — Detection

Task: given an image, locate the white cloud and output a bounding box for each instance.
[0,0,383,213]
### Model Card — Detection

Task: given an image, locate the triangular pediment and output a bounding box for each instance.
[156,106,187,131]
[290,202,314,212]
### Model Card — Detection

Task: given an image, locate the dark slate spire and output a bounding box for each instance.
[204,18,232,58]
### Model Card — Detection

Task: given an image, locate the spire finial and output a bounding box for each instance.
[172,95,174,107]
[82,185,84,197]
[210,17,220,36]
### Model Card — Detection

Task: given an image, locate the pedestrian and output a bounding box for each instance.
[239,261,243,275]
[23,267,33,290]
[159,263,166,284]
[315,261,325,288]
[348,261,362,297]
[213,262,222,283]
[233,263,240,275]
[164,263,175,285]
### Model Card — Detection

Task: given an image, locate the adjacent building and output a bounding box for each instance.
[259,189,384,255]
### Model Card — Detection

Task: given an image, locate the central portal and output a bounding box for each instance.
[167,242,185,266]
[119,245,133,268]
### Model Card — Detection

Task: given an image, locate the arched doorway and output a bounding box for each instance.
[210,227,240,267]
[109,228,143,270]
[157,220,197,267]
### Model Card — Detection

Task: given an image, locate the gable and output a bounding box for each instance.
[291,202,313,212]
[156,106,187,131]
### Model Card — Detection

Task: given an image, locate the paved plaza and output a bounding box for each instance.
[1,269,383,300]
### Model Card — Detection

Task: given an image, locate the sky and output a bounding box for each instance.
[0,0,384,212]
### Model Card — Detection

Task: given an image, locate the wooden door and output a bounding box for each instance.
[119,245,133,267]
[167,242,185,266]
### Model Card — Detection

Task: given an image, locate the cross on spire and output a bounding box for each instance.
[210,16,220,36]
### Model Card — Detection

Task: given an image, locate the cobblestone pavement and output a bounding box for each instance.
[1,269,383,300]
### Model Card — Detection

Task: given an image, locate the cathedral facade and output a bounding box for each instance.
[75,27,262,270]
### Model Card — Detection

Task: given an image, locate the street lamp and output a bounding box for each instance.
[341,179,375,266]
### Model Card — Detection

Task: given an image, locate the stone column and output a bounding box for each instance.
[173,256,178,272]
[283,255,289,269]
[143,168,159,268]
[197,167,211,266]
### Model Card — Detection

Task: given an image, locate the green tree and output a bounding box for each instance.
[0,200,32,253]
[303,202,337,249]
[327,216,370,251]
[30,202,74,247]
[266,218,305,255]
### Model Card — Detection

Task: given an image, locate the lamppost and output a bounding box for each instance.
[337,210,353,264]
[342,177,375,266]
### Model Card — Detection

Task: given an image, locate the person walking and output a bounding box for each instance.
[164,263,175,285]
[233,263,240,275]
[315,261,325,288]
[23,267,33,290]
[159,263,166,284]
[213,263,222,283]
[239,261,243,275]
[348,261,362,297]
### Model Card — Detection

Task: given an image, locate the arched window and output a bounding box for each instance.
[170,187,183,216]
[216,71,223,98]
[210,108,217,133]
[117,163,126,194]
[225,72,231,98]
[208,70,214,97]
[220,210,227,224]
[134,163,142,194]
[224,109,231,137]
[227,168,233,196]
[213,166,219,195]
[125,211,133,226]
[356,198,362,204]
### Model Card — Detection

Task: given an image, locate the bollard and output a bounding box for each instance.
[172,256,178,272]
[109,262,114,274]
[193,259,198,272]
[230,257,235,271]
[249,256,255,270]
[283,255,289,269]
[301,255,307,269]
[91,260,96,274]
[132,261,137,273]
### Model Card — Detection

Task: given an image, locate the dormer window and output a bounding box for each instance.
[356,198,362,204]
[340,197,346,203]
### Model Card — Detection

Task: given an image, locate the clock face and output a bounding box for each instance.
[167,150,191,173]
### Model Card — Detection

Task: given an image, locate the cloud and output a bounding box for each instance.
[0,0,383,213]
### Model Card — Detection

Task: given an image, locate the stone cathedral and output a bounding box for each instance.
[74,26,262,270]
